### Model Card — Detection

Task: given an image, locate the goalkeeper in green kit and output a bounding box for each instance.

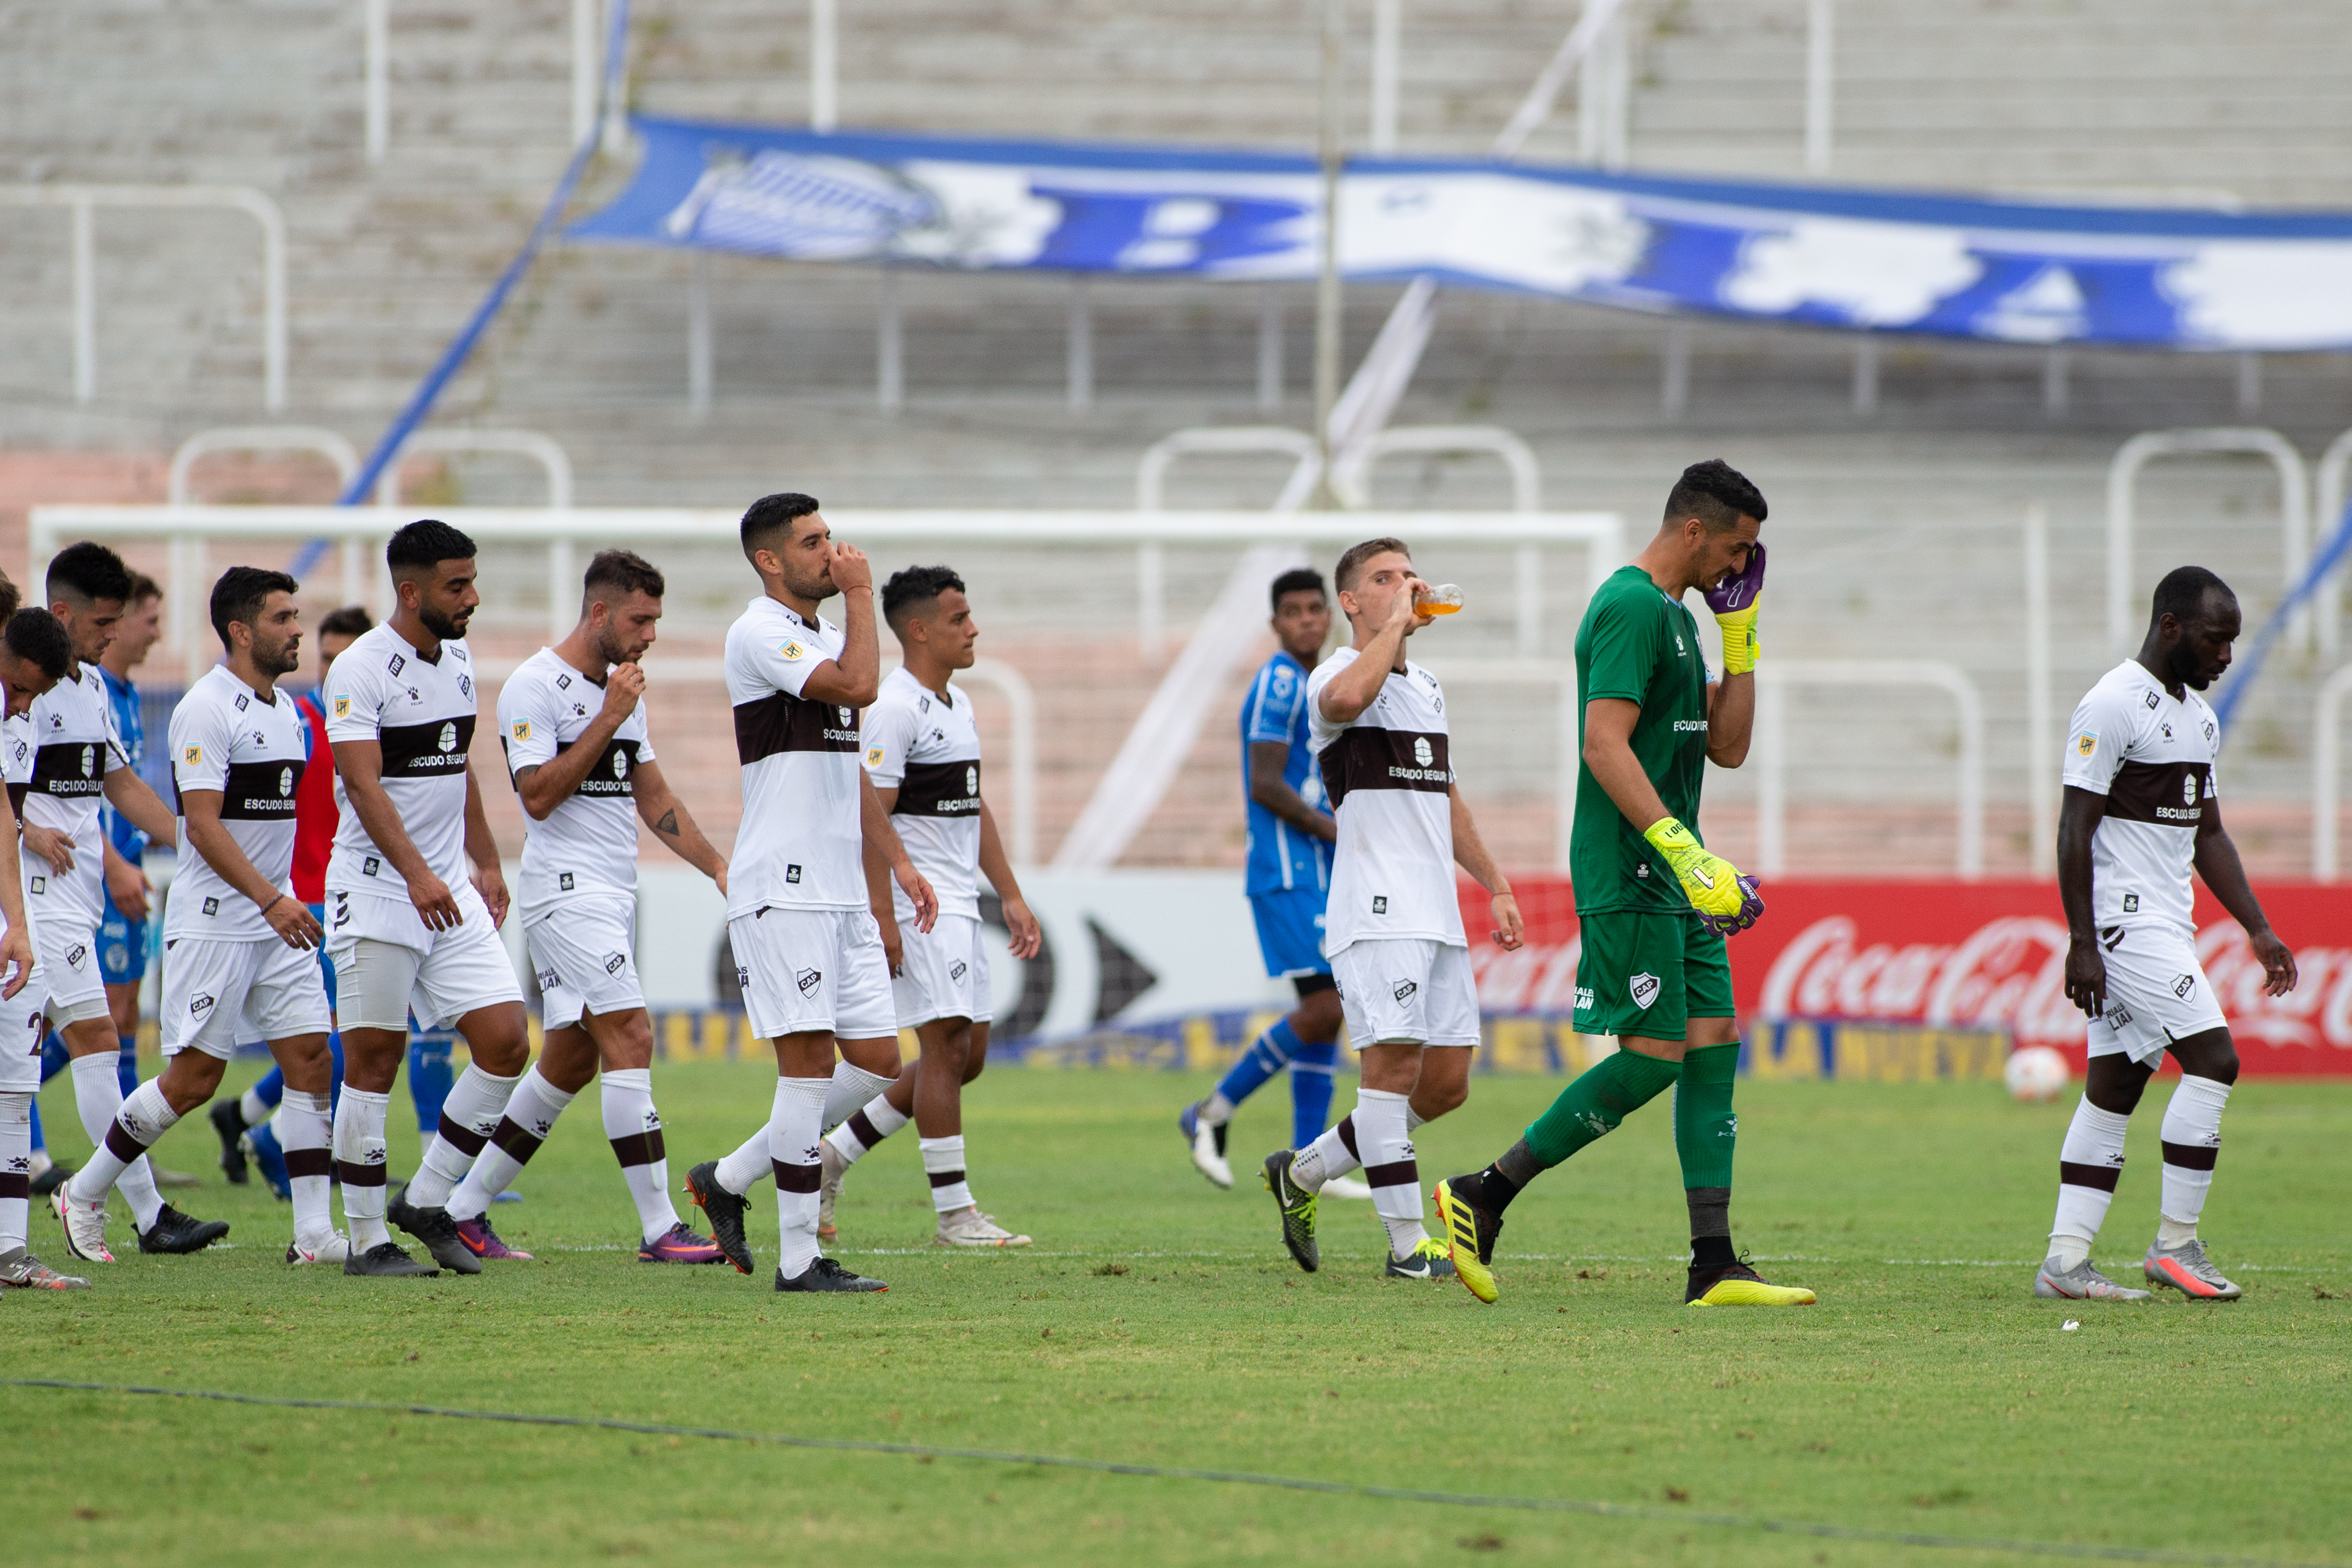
[1434,459,1815,1309]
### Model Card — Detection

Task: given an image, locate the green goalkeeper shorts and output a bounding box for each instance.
[1571,910,1734,1043]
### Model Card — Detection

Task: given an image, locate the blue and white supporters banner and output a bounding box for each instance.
[573,116,2352,350]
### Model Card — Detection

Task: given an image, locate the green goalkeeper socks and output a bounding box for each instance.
[1673,1043,1739,1191]
[1521,1048,1682,1169]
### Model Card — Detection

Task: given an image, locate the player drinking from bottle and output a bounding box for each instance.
[1262,537,1522,1282]
[1433,459,1813,1309]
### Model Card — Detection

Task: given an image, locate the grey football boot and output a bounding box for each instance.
[2144,1238,2242,1300]
[2034,1256,2152,1300]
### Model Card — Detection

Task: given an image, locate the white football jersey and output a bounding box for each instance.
[165,665,308,943]
[862,666,982,922]
[723,595,865,917]
[21,663,130,925]
[2,704,34,932]
[498,647,655,914]
[322,621,481,901]
[1306,647,1464,954]
[2063,658,2221,936]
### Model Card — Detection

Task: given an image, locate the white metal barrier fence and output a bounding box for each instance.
[1755,661,1986,880]
[2106,427,2317,658]
[0,184,289,410]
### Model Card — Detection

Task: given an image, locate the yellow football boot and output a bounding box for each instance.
[1431,1176,1501,1304]
[1687,1260,1817,1307]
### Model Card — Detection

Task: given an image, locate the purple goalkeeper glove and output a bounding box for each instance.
[1703,540,1766,617]
[1699,874,1765,938]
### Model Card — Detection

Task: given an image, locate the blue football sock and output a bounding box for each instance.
[246,1120,291,1201]
[28,1097,45,1155]
[39,1032,67,1084]
[251,1066,287,1112]
[409,1022,456,1134]
[1289,1036,1339,1149]
[1214,1018,1301,1116]
[117,1034,139,1096]
[326,1031,345,1118]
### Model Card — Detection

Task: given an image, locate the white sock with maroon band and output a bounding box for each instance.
[408,1065,520,1208]
[1287,1113,1363,1194]
[64,1079,178,1211]
[2049,1097,2132,1270]
[1,1091,31,1253]
[334,1087,394,1250]
[2157,1075,2230,1247]
[1355,1088,1428,1255]
[716,1080,791,1194]
[823,1095,908,1166]
[770,1075,830,1278]
[920,1136,972,1212]
[447,1068,574,1224]
[276,1089,337,1252]
[820,1061,895,1134]
[67,1056,165,1229]
[600,1070,680,1242]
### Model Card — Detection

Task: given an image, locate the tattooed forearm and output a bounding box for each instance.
[653,808,679,837]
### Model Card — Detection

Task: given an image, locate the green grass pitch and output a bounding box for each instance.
[8,1062,2347,1566]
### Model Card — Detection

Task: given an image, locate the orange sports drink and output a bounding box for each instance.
[1415,583,1465,615]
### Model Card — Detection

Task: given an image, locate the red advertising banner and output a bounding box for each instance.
[1461,878,2352,1077]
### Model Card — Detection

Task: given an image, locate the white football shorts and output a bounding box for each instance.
[325,883,524,1032]
[1331,937,1481,1050]
[892,912,993,1028]
[2087,921,2228,1067]
[524,895,643,1030]
[27,906,107,1025]
[161,934,333,1060]
[730,904,898,1043]
[0,963,46,1093]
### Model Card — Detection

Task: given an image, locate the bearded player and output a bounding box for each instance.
[2036,566,2295,1302]
[434,549,729,1264]
[1433,459,1813,1309]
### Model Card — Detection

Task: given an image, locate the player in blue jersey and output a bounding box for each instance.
[1177,568,1365,1198]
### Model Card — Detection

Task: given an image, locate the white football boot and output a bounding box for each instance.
[51,1185,114,1264]
[2033,1256,2150,1300]
[286,1231,353,1266]
[935,1207,1032,1248]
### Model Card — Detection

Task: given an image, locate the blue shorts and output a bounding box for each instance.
[1249,888,1331,980]
[98,904,147,986]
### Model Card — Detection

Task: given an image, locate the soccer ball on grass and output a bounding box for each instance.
[2002,1045,2070,1103]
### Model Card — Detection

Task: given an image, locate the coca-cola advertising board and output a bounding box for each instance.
[1461,879,2352,1077]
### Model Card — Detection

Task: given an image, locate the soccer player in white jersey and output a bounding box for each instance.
[325,519,530,1278]
[433,550,729,1264]
[53,569,344,1268]
[21,543,224,1257]
[1,603,83,1290]
[2038,567,2296,1303]
[1263,536,1523,1281]
[817,564,1043,1248]
[683,493,937,1295]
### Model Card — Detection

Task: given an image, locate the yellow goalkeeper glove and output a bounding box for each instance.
[1643,816,1761,934]
[1703,541,1766,676]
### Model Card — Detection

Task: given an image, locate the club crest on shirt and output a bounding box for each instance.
[1630,972,1660,1010]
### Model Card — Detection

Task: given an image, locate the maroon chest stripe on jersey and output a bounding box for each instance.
[733,692,861,765]
[27,741,107,798]
[1321,728,1451,809]
[894,758,981,816]
[175,758,305,820]
[549,736,641,797]
[2104,759,2213,826]
[377,715,476,777]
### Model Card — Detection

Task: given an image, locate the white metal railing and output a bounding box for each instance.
[1755,661,1986,879]
[1417,659,1579,873]
[2315,663,2352,882]
[165,428,365,675]
[1806,0,1834,175]
[2310,426,2352,657]
[1328,426,1540,514]
[373,430,578,638]
[0,185,288,410]
[169,427,360,506]
[2106,428,2315,658]
[1137,427,1321,513]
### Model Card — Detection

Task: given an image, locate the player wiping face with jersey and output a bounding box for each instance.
[685,493,937,1296]
[54,569,341,1271]
[429,549,729,1267]
[2037,565,2297,1304]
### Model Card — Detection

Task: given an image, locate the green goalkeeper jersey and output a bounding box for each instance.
[1570,564,1712,915]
